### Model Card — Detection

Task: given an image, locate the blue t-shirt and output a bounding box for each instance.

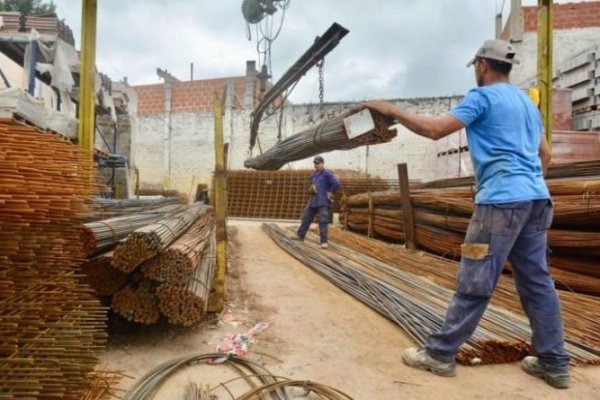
[308,169,340,208]
[449,82,550,204]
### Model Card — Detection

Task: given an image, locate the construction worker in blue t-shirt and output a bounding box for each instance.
[293,155,340,249]
[366,39,569,389]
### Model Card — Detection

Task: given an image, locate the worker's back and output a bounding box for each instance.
[451,82,550,204]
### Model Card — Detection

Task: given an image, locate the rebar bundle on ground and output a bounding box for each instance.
[81,204,186,257]
[263,224,600,365]
[112,281,161,324]
[112,203,211,273]
[0,118,107,398]
[141,212,214,285]
[326,227,600,358]
[244,107,396,170]
[155,228,216,326]
[80,252,129,296]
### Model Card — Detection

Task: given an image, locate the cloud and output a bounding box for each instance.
[52,0,586,102]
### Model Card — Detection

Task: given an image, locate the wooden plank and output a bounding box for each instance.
[397,163,416,250]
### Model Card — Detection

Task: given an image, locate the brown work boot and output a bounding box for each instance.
[402,348,456,377]
[521,356,570,389]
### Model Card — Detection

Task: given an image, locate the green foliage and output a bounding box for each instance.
[0,0,56,15]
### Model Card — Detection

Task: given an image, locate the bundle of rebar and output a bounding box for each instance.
[80,252,129,297]
[155,228,216,326]
[326,227,600,356]
[111,203,210,273]
[81,204,187,257]
[263,224,600,365]
[141,212,214,285]
[89,196,184,220]
[418,160,600,189]
[341,176,600,296]
[111,281,161,324]
[81,206,217,326]
[244,107,396,170]
[0,118,107,398]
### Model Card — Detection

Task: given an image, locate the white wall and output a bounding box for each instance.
[134,95,467,194]
[511,28,600,86]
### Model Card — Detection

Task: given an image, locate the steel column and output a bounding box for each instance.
[208,99,227,312]
[537,0,553,146]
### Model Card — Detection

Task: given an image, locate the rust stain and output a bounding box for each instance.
[461,243,489,260]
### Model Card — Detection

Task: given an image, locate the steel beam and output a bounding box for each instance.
[249,22,349,150]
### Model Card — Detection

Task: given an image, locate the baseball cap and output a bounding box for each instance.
[313,155,324,164]
[466,39,519,67]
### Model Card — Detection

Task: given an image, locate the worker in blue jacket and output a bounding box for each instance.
[294,155,340,248]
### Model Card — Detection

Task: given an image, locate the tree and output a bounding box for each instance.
[0,0,56,15]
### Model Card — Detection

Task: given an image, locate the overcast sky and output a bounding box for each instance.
[51,0,581,103]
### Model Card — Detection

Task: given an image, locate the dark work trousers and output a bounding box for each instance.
[296,205,330,244]
[425,199,570,371]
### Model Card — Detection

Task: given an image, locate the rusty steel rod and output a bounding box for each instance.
[156,228,216,326]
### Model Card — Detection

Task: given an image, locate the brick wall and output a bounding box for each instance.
[135,76,262,115]
[523,1,600,32]
[135,83,164,114]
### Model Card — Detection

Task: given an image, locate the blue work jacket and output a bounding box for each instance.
[308,169,340,208]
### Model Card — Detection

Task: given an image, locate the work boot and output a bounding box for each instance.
[521,356,570,389]
[290,235,304,242]
[320,242,329,249]
[402,348,456,377]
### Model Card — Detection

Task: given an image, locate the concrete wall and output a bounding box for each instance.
[511,28,600,86]
[134,95,467,195]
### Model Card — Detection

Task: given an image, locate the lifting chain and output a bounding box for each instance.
[317,58,325,109]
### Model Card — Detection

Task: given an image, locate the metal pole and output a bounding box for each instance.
[538,0,553,147]
[208,98,227,312]
[78,0,97,154]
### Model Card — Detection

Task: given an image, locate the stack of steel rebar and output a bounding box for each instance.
[111,203,209,273]
[263,224,600,365]
[80,252,129,297]
[111,281,162,325]
[77,202,217,326]
[141,212,214,285]
[81,204,187,256]
[326,227,600,360]
[155,228,216,326]
[88,197,184,220]
[341,174,600,297]
[244,107,396,170]
[0,118,107,398]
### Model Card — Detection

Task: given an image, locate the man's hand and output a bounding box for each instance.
[364,100,399,119]
[308,184,317,194]
[327,192,335,202]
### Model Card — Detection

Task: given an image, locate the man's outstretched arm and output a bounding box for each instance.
[366,100,465,141]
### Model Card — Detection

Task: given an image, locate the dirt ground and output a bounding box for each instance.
[100,220,600,399]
